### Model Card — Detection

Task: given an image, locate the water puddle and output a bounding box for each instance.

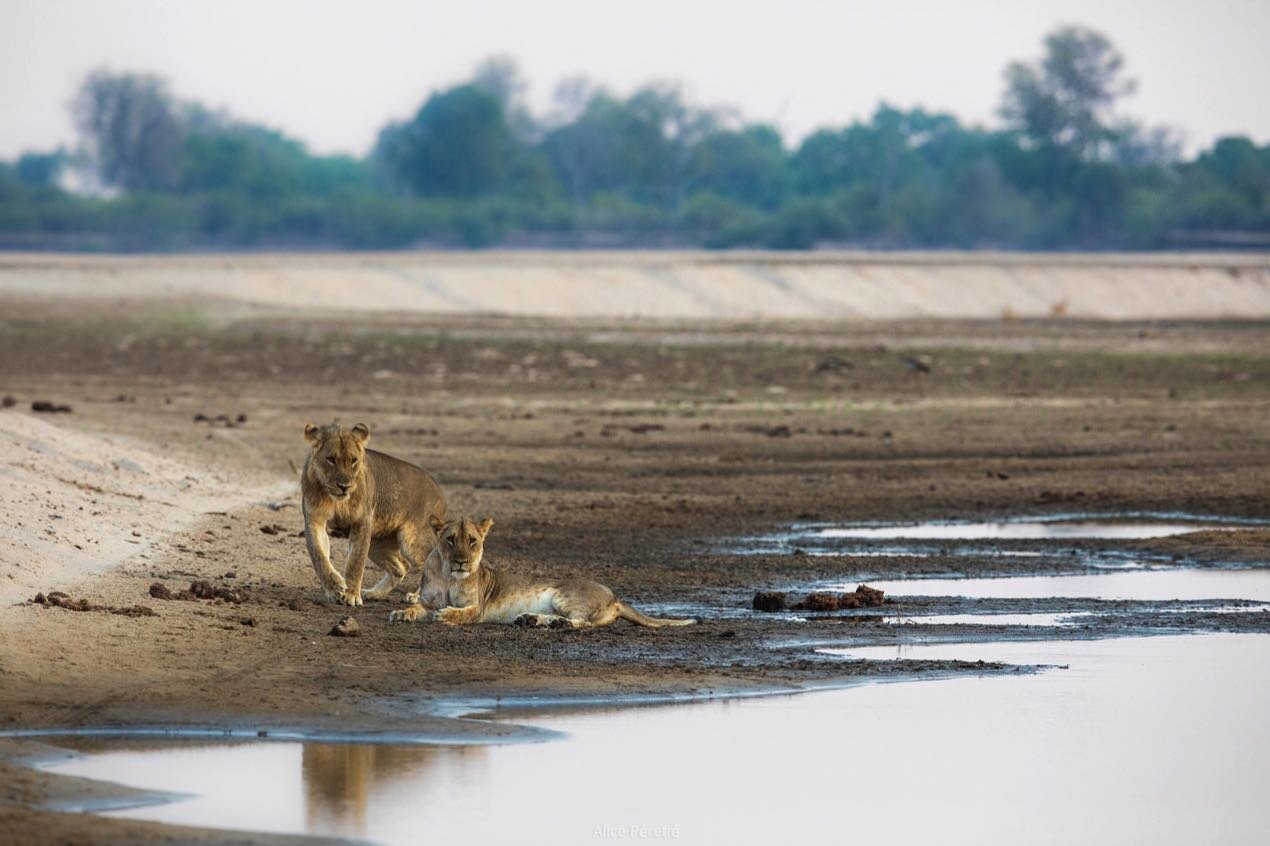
[43,634,1270,845]
[850,568,1270,602]
[897,612,1078,627]
[725,512,1264,557]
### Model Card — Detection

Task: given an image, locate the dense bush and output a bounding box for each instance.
[1,28,1266,251]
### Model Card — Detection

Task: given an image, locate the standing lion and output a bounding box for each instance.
[301,422,446,606]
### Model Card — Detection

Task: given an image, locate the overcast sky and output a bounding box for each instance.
[3,0,1268,159]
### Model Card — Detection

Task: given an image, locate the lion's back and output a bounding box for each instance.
[366,448,446,518]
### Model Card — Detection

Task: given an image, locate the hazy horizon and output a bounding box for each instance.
[3,0,1269,161]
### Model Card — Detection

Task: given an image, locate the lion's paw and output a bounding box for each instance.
[514,613,540,627]
[436,607,468,625]
[338,590,364,607]
[404,591,421,605]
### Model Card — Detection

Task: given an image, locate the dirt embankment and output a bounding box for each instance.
[1,250,1268,320]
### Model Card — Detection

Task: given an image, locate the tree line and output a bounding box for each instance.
[1,26,1266,251]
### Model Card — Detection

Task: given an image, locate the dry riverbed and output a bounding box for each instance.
[1,290,1269,843]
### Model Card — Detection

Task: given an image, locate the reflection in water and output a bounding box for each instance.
[856,568,1270,601]
[303,744,443,835]
[45,634,1270,846]
[723,513,1264,557]
[814,520,1233,540]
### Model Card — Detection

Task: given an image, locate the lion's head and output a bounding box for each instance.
[428,514,494,579]
[304,422,369,500]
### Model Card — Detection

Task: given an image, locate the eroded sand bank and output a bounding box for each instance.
[2,250,1268,320]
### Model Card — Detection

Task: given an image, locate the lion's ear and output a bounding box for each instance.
[478,517,494,536]
[350,422,370,444]
[429,513,447,533]
[304,423,320,445]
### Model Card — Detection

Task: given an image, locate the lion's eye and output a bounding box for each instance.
[468,539,477,549]
[350,458,358,466]
[326,456,336,465]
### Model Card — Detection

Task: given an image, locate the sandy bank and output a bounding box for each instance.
[0,414,286,605]
[2,250,1268,320]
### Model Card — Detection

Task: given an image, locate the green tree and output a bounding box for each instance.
[72,69,187,191]
[377,84,513,198]
[1000,26,1135,159]
[688,124,789,209]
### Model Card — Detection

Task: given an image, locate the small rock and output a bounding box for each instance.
[793,592,841,612]
[1,395,15,408]
[752,591,788,612]
[855,584,885,606]
[149,583,174,600]
[31,401,72,414]
[813,355,852,373]
[111,605,158,618]
[240,616,257,627]
[329,616,361,637]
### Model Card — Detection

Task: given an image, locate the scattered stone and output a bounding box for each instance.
[813,355,853,373]
[329,616,361,637]
[752,591,788,612]
[789,584,886,612]
[742,424,792,438]
[192,412,248,428]
[189,580,248,603]
[1,395,15,408]
[284,597,311,612]
[900,355,932,374]
[223,570,237,579]
[42,591,94,611]
[855,584,885,605]
[240,616,257,627]
[31,401,72,414]
[149,582,199,601]
[793,592,841,612]
[35,590,158,617]
[259,524,288,535]
[112,605,158,618]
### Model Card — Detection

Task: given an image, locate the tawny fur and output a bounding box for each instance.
[388,515,695,628]
[301,422,446,606]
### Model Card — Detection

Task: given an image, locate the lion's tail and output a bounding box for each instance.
[614,600,696,628]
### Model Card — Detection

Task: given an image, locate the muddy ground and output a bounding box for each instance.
[1,294,1269,843]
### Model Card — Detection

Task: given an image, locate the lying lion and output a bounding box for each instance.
[389,515,696,629]
[302,422,446,606]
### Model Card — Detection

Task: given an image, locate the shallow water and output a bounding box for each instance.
[852,568,1270,602]
[816,520,1230,540]
[724,512,1262,557]
[46,633,1270,846]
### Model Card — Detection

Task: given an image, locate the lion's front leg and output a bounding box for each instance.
[338,522,372,606]
[304,515,347,604]
[436,604,482,626]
